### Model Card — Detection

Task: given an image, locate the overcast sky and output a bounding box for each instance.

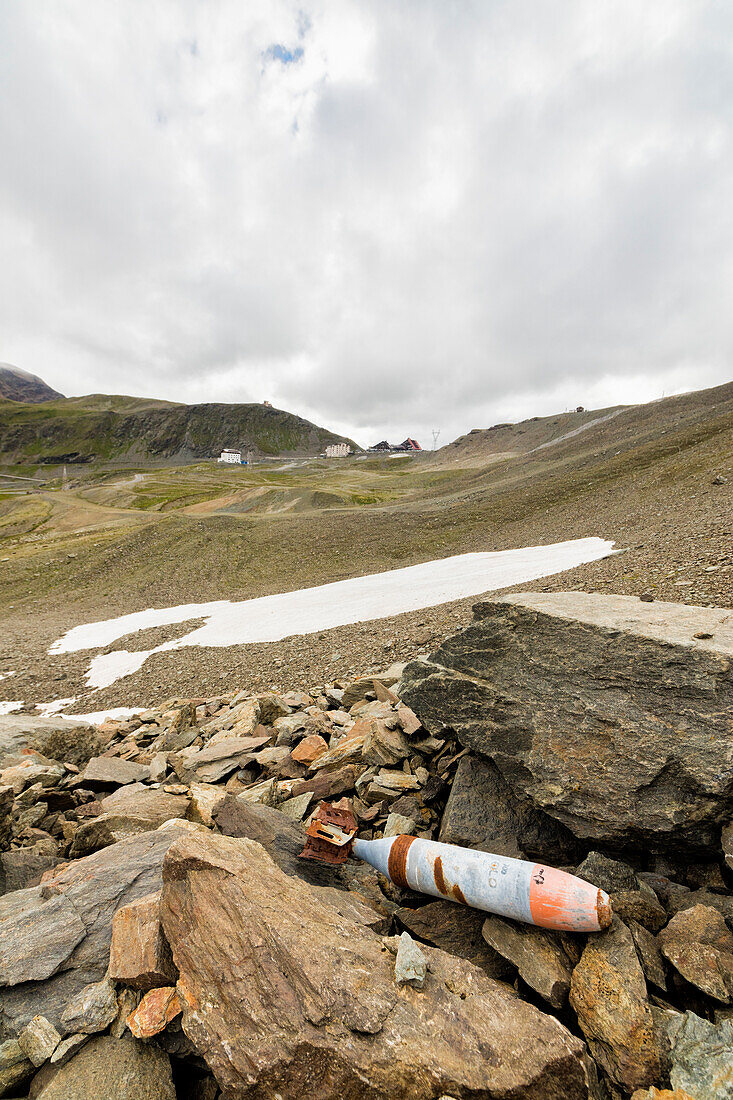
[1,2,732,448]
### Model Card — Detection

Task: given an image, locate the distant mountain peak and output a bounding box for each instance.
[0,364,64,404]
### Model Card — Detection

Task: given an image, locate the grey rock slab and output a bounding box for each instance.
[0,715,88,768]
[79,757,150,788]
[33,1034,175,1100]
[0,823,193,1039]
[395,900,512,980]
[401,593,733,853]
[575,852,667,931]
[439,754,582,861]
[482,915,578,1008]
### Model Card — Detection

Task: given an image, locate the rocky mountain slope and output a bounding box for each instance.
[0,393,357,464]
[435,379,732,466]
[1,593,731,1098]
[0,365,63,405]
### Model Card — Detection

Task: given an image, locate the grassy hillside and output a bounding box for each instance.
[0,395,357,464]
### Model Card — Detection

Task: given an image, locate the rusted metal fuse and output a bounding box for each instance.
[352,834,611,932]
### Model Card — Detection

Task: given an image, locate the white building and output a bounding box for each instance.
[325,442,351,458]
[219,448,242,464]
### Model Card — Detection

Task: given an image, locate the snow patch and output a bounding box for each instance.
[0,701,24,715]
[49,537,617,689]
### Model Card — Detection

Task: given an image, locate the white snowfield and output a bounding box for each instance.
[48,538,617,690]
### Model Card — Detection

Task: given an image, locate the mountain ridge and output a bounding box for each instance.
[0,363,64,404]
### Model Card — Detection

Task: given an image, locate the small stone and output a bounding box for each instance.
[383,812,416,838]
[148,752,169,782]
[126,986,181,1038]
[629,919,668,991]
[278,792,312,822]
[49,1033,89,1066]
[290,734,329,765]
[110,988,141,1039]
[187,782,227,826]
[18,1015,61,1066]
[60,978,118,1034]
[394,931,427,986]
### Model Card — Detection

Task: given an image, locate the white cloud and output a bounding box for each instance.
[1,0,731,447]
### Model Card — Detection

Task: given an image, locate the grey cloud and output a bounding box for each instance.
[1,0,731,448]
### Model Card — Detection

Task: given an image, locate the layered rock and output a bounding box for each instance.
[400,593,733,852]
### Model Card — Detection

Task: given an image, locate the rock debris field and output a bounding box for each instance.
[1,591,732,1099]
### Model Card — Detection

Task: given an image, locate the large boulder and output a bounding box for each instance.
[0,822,195,1038]
[0,714,94,768]
[32,1033,175,1099]
[400,593,733,853]
[161,829,593,1099]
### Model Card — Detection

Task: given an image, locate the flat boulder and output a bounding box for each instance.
[79,756,150,788]
[161,829,592,1099]
[658,904,733,1003]
[400,593,733,852]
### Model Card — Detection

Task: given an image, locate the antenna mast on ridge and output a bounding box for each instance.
[431,429,441,451]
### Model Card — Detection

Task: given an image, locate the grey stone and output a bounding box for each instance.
[383,812,416,838]
[49,1032,89,1066]
[79,757,150,788]
[0,840,59,895]
[439,754,582,861]
[401,593,733,852]
[0,786,12,852]
[70,786,189,856]
[277,792,312,821]
[60,979,117,1035]
[482,915,578,1008]
[0,715,90,769]
[33,1034,175,1100]
[17,1016,60,1066]
[667,1011,733,1099]
[394,931,427,985]
[628,919,668,991]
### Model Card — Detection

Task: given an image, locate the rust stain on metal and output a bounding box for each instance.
[596,889,613,930]
[387,834,416,889]
[451,883,466,904]
[433,855,448,895]
[298,801,357,865]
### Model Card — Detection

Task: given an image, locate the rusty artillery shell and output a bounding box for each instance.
[351,835,611,932]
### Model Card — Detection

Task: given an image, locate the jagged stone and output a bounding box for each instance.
[161,829,591,1099]
[569,917,660,1092]
[17,1015,60,1066]
[78,756,150,788]
[658,905,733,1002]
[629,920,668,991]
[401,593,733,852]
[126,986,181,1039]
[395,900,511,980]
[59,979,118,1034]
[482,915,578,1008]
[0,839,58,895]
[108,891,177,991]
[394,931,427,985]
[0,1037,33,1095]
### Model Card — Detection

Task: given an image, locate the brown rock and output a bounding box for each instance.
[290,734,328,764]
[395,900,511,980]
[186,782,226,826]
[570,918,660,1091]
[79,757,150,788]
[629,920,668,991]
[126,987,181,1039]
[161,829,591,1099]
[658,904,733,1002]
[109,892,178,991]
[291,763,366,801]
[306,731,367,771]
[630,1091,696,1100]
[362,718,412,766]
